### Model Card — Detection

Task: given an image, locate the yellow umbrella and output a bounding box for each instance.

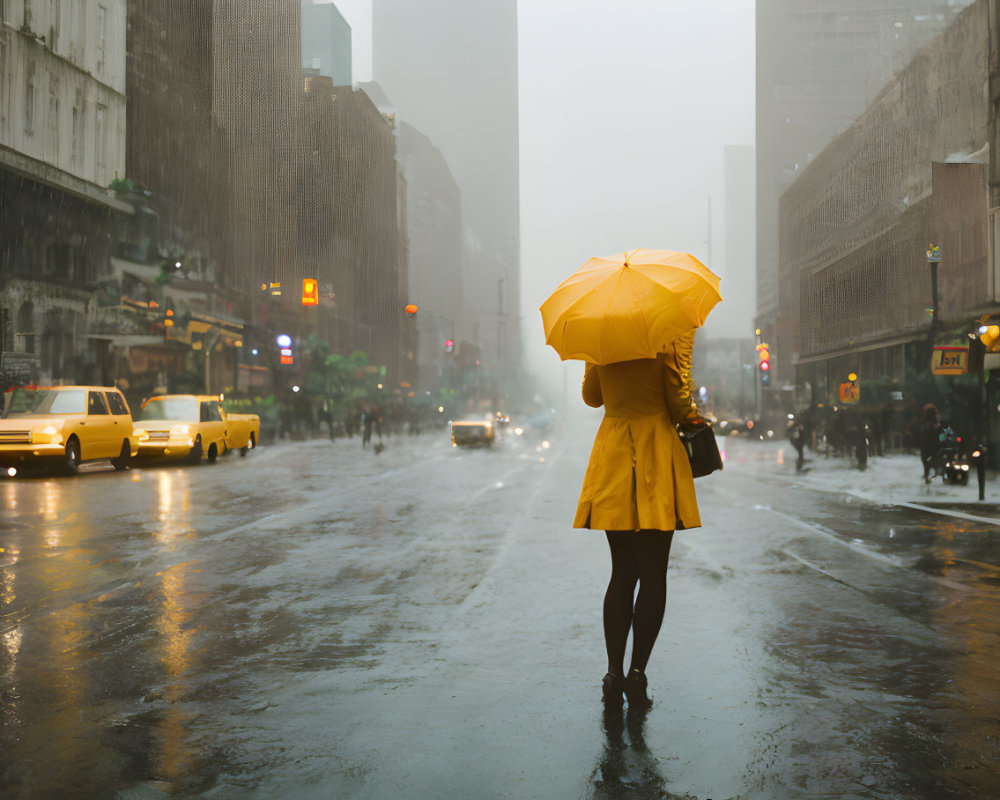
[540,248,722,365]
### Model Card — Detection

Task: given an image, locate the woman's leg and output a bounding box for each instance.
[627,530,674,675]
[604,531,640,676]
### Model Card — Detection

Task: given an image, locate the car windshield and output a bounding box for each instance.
[139,397,198,422]
[2,388,87,417]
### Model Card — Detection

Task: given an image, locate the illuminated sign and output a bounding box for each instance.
[302,278,319,306]
[931,346,967,376]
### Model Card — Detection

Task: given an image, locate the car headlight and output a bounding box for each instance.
[31,425,63,445]
[171,424,190,436]
[134,428,149,442]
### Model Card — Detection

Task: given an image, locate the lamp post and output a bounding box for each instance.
[926,243,941,355]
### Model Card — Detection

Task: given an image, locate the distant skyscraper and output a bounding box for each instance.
[371,0,520,372]
[301,0,352,85]
[755,0,976,335]
[211,0,302,293]
[716,145,755,340]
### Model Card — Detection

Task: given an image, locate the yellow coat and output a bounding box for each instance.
[573,330,702,532]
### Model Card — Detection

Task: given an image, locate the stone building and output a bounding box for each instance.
[298,73,405,381]
[0,0,129,388]
[777,1,997,442]
[396,121,464,393]
[756,0,977,377]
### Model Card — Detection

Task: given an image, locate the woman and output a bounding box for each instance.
[574,329,705,707]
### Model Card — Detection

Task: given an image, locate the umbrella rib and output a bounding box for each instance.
[602,267,630,363]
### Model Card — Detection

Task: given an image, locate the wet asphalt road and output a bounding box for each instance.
[2,419,1000,799]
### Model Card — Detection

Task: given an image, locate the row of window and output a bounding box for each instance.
[2,1,110,72]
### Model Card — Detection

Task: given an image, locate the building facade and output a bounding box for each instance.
[397,121,464,392]
[776,0,997,447]
[756,0,977,371]
[0,0,129,389]
[371,0,521,401]
[301,0,351,86]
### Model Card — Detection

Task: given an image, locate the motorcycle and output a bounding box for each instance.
[937,426,971,485]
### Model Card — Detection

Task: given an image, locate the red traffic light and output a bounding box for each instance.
[444,339,455,353]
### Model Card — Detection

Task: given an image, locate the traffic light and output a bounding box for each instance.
[444,338,455,353]
[979,324,1000,351]
[757,343,771,387]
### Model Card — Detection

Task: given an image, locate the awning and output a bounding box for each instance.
[86,334,171,347]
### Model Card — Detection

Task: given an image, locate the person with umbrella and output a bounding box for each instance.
[540,249,722,708]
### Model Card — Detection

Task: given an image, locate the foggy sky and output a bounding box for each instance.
[327,0,756,384]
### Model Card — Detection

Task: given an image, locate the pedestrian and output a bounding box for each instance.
[788,417,807,472]
[361,408,372,448]
[573,329,706,709]
[919,403,941,483]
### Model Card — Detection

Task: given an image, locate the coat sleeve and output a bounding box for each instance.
[582,363,603,408]
[663,330,701,425]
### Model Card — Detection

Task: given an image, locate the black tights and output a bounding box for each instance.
[603,530,674,676]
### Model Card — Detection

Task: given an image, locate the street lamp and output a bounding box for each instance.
[926,243,941,349]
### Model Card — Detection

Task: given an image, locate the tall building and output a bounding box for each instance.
[397,120,464,390]
[126,0,232,279]
[302,0,352,86]
[756,0,977,346]
[371,0,520,387]
[717,145,756,340]
[773,1,994,443]
[0,0,128,386]
[211,0,302,300]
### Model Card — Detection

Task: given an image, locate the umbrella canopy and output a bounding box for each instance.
[540,248,722,365]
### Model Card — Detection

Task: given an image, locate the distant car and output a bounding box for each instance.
[451,419,495,448]
[713,418,757,437]
[134,394,259,463]
[0,385,137,475]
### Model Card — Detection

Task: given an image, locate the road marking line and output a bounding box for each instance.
[898,501,1000,528]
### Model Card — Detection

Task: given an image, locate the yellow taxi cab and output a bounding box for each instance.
[133,394,230,463]
[450,418,496,448]
[0,385,137,475]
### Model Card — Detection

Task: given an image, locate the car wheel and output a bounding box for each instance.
[111,440,131,471]
[63,437,81,476]
[189,435,203,464]
[207,443,218,463]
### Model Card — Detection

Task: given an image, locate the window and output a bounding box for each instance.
[105,391,129,416]
[70,89,81,165]
[24,62,35,136]
[47,73,59,160]
[200,401,223,422]
[0,40,6,131]
[95,103,105,178]
[16,303,34,353]
[96,5,106,72]
[88,391,109,415]
[49,0,60,50]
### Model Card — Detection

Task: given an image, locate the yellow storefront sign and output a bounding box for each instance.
[839,380,860,404]
[931,346,967,376]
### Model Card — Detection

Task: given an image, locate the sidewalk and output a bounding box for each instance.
[719,435,1000,521]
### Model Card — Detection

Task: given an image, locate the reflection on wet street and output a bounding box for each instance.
[2,430,1000,798]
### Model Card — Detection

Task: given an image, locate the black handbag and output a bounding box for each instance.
[678,425,723,478]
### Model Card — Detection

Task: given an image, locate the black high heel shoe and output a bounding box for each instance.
[602,672,624,705]
[623,669,651,708]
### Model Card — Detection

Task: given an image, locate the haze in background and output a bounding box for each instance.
[326,0,756,399]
